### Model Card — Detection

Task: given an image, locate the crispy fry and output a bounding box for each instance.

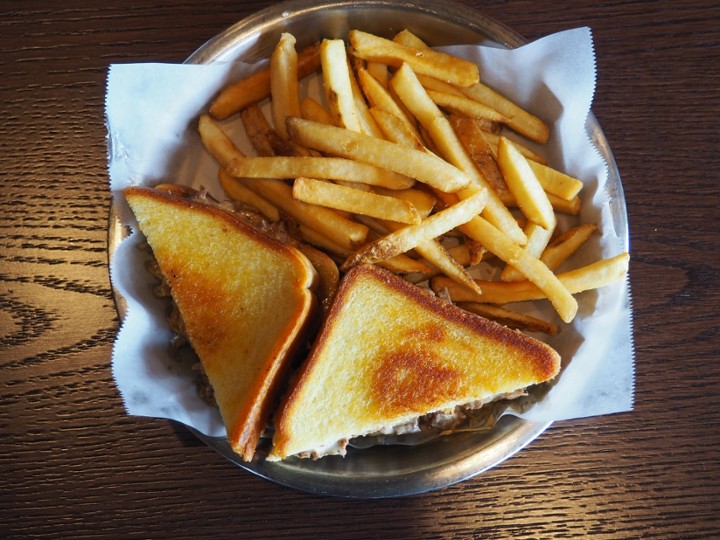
[547,193,582,216]
[357,66,421,139]
[238,177,369,250]
[286,117,472,192]
[293,178,421,224]
[227,155,414,190]
[427,90,507,123]
[451,213,577,323]
[300,97,334,125]
[372,186,436,218]
[416,73,466,97]
[369,107,427,152]
[320,39,363,132]
[541,223,597,271]
[271,33,302,140]
[482,131,546,164]
[497,136,556,231]
[500,223,554,282]
[218,168,280,222]
[458,303,559,335]
[348,62,385,138]
[366,61,389,88]
[392,29,429,49]
[210,42,321,120]
[341,187,488,271]
[527,160,584,201]
[198,114,245,167]
[459,81,550,144]
[432,253,629,306]
[349,29,479,87]
[449,114,509,202]
[390,63,527,245]
[240,105,293,157]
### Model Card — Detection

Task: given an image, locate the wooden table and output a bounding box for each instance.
[2,1,718,537]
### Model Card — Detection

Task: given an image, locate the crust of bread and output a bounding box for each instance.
[269,264,560,461]
[124,186,317,461]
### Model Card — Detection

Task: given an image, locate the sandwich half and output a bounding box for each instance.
[124,185,317,461]
[268,264,560,461]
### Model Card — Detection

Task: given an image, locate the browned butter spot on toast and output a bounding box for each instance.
[370,323,464,416]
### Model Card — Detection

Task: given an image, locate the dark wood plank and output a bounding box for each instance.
[1,0,719,538]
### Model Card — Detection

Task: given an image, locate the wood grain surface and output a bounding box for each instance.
[1,1,719,538]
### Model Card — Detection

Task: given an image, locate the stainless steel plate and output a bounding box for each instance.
[108,0,627,497]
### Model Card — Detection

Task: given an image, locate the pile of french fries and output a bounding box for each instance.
[198,29,629,335]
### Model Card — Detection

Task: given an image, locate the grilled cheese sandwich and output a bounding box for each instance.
[269,264,560,461]
[124,185,317,461]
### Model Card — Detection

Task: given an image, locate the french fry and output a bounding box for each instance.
[459,302,559,335]
[210,42,321,120]
[449,114,510,202]
[237,177,370,250]
[198,114,245,167]
[292,178,421,224]
[416,73,466,97]
[547,193,582,216]
[390,63,527,245]
[541,223,597,271]
[527,160,584,201]
[497,136,556,231]
[218,168,280,222]
[451,213,577,323]
[341,187,488,271]
[371,186,436,218]
[369,107,427,152]
[286,117,472,192]
[300,97,334,125]
[366,61,389,89]
[357,66,422,139]
[432,253,629,306]
[459,81,550,144]
[270,33,302,140]
[227,155,415,190]
[392,29,429,49]
[348,62,385,138]
[427,90,507,124]
[240,105,293,157]
[482,131,546,164]
[349,29,479,87]
[500,222,554,282]
[320,39,363,132]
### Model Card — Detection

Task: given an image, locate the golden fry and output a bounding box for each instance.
[349,29,479,87]
[271,33,302,140]
[497,136,556,231]
[432,253,629,306]
[390,63,527,245]
[320,39,362,132]
[292,178,421,224]
[210,42,321,120]
[228,155,414,190]
[341,187,488,271]
[287,117,471,192]
[459,81,550,144]
[218,168,280,222]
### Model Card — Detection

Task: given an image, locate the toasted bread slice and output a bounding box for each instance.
[124,186,317,461]
[269,264,560,461]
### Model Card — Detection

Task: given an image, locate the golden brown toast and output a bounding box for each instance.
[269,264,560,461]
[124,186,317,461]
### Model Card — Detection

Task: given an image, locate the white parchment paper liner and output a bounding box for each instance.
[107,27,634,440]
